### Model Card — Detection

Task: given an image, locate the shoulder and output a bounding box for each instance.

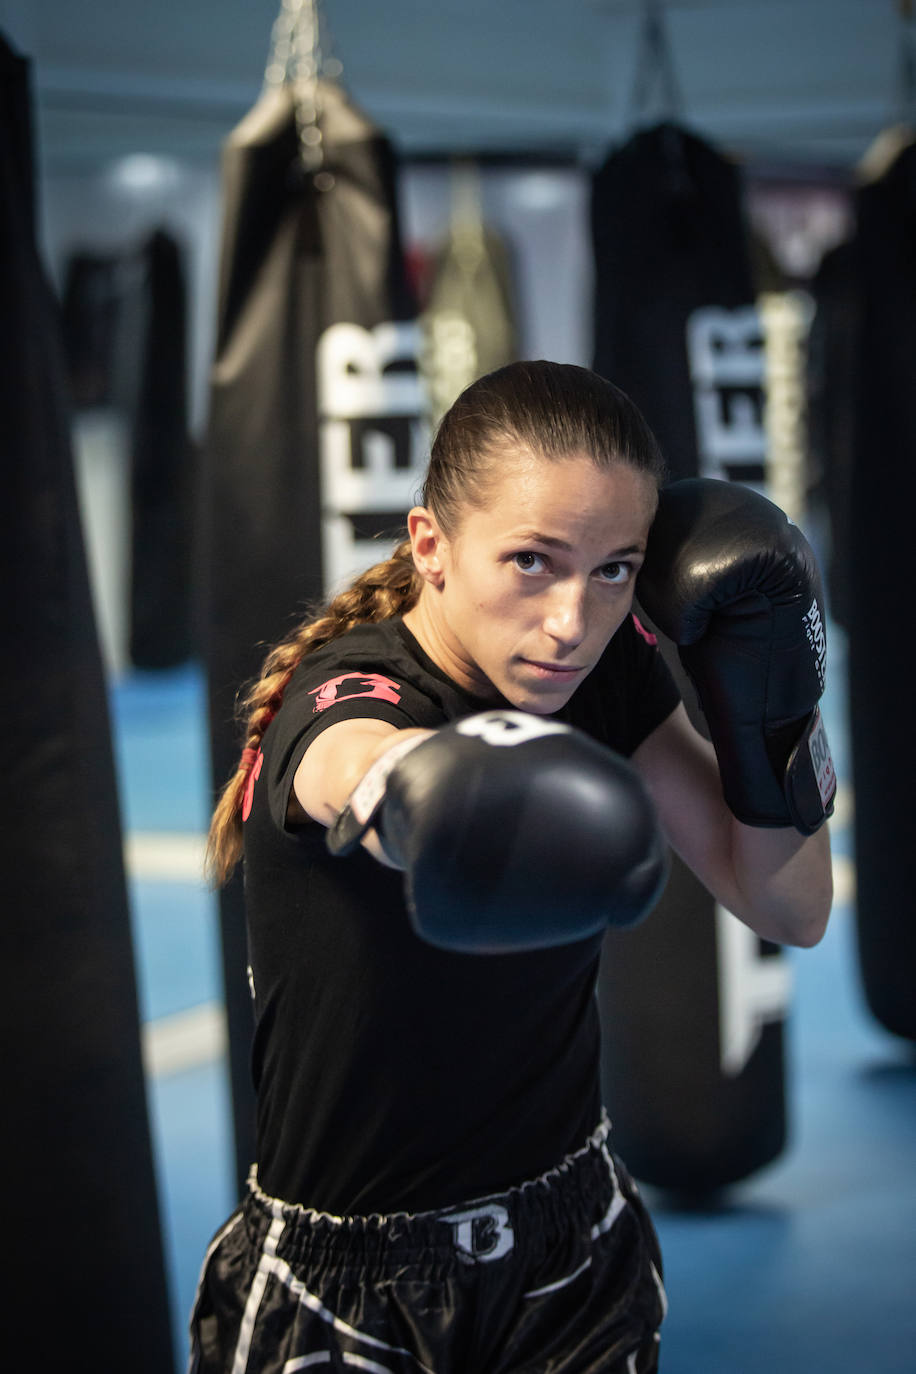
[610,612,660,657]
[577,613,665,698]
[268,618,450,777]
[563,614,680,756]
[286,620,412,717]
[252,619,442,837]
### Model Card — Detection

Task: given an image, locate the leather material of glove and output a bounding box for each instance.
[637,477,835,834]
[329,709,669,952]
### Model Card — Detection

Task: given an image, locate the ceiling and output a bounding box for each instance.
[1,0,908,175]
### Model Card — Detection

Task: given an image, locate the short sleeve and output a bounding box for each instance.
[256,628,451,834]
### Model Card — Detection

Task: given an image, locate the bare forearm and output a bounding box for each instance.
[727,819,833,947]
[636,707,834,948]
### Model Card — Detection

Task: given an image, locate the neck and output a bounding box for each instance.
[403,591,498,700]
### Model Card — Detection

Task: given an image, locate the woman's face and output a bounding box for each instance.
[410,450,658,714]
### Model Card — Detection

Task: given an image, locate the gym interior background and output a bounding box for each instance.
[4,2,914,1371]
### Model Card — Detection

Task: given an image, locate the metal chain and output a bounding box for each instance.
[265,0,343,179]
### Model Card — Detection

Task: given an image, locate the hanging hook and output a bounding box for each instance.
[626,0,684,129]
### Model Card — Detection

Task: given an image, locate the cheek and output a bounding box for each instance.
[459,566,515,616]
[587,588,635,641]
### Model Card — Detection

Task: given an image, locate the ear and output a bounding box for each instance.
[407,506,447,588]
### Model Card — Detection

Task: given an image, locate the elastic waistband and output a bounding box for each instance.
[244,1113,628,1277]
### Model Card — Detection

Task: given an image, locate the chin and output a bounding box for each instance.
[506,686,573,717]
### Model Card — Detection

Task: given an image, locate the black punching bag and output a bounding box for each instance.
[592,123,791,1191]
[59,233,195,668]
[846,136,916,1041]
[593,122,768,486]
[129,229,194,669]
[199,76,423,1191]
[807,239,858,631]
[0,35,175,1369]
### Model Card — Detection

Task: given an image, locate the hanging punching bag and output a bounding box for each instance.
[846,134,916,1042]
[419,161,519,422]
[129,229,194,669]
[199,74,425,1191]
[0,35,175,1370]
[59,233,195,670]
[592,122,792,1192]
[807,238,858,631]
[593,122,768,484]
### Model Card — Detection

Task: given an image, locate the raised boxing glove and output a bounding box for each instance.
[327,709,669,953]
[636,477,836,835]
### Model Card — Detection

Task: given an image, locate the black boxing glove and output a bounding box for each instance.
[636,477,836,835]
[327,709,669,953]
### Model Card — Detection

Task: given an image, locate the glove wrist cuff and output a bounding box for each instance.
[326,733,428,859]
[782,705,836,836]
[717,707,836,835]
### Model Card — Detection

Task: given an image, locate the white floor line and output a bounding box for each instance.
[831,852,855,908]
[142,1000,228,1078]
[831,780,854,829]
[125,831,208,884]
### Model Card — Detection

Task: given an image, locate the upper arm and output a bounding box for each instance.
[292,718,402,826]
[292,717,432,829]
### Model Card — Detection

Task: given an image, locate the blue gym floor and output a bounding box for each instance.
[109,624,916,1374]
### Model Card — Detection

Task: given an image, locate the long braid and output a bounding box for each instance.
[205,539,420,886]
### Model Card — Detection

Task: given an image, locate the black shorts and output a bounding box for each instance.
[188,1116,666,1373]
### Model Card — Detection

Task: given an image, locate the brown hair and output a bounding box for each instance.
[423,359,666,534]
[205,360,665,884]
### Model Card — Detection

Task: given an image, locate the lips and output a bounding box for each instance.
[522,659,587,678]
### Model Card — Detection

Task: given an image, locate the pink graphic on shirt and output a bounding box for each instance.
[308,672,403,713]
[241,749,263,822]
[632,614,658,646]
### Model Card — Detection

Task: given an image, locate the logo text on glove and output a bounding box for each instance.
[802,599,827,690]
[456,711,569,748]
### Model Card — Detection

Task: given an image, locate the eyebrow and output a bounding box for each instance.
[515,531,645,558]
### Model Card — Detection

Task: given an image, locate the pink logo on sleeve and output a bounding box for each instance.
[631,614,658,646]
[308,672,403,713]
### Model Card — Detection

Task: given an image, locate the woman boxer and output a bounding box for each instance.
[193,360,833,1373]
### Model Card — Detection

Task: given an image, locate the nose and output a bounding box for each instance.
[543,579,587,649]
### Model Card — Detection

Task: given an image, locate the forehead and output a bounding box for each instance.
[459,449,657,545]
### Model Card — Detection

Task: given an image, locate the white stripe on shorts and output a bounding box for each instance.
[522,1135,627,1300]
[283,1355,400,1373]
[233,1197,435,1374]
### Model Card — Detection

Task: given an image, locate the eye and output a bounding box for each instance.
[513,551,549,575]
[596,561,633,585]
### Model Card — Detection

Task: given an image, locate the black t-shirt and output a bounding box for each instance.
[243,614,680,1215]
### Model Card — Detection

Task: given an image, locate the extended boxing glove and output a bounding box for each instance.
[327,709,669,953]
[636,477,836,835]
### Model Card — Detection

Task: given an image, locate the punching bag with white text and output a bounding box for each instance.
[0,35,175,1369]
[592,122,790,1191]
[199,79,425,1190]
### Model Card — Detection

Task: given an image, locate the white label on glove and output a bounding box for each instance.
[457,711,570,748]
[807,710,836,809]
[348,733,429,825]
